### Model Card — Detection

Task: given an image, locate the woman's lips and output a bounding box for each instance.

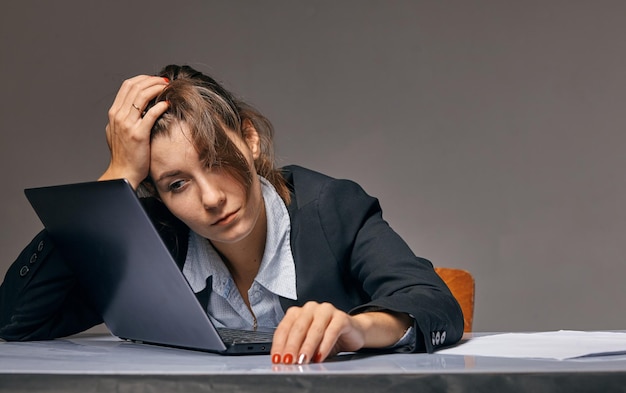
[212,210,238,226]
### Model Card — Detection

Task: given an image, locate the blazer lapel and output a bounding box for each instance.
[194,276,212,311]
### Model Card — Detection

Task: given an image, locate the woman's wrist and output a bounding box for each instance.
[98,166,142,190]
[352,311,412,348]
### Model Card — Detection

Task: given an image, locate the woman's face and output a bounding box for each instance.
[149,122,264,246]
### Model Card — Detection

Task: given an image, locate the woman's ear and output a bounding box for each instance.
[242,119,261,160]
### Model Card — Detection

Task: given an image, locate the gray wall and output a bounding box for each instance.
[2,1,625,333]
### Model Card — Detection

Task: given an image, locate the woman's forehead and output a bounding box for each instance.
[151,126,197,165]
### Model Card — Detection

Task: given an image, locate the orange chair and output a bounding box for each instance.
[434,267,475,332]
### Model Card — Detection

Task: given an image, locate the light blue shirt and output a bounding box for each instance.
[182,177,297,329]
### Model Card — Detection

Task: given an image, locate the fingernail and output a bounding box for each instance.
[271,354,281,364]
[163,77,170,83]
[283,353,294,364]
[313,352,323,363]
[297,353,307,365]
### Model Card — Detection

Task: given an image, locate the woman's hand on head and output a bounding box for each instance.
[99,75,169,189]
[270,301,412,365]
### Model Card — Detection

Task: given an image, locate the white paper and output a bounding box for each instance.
[436,330,626,360]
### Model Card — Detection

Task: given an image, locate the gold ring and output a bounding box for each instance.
[132,103,141,111]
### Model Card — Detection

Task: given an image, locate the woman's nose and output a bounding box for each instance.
[199,181,225,210]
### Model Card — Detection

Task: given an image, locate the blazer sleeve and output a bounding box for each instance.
[317,178,464,353]
[0,230,102,341]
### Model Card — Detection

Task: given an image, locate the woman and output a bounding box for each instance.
[0,65,463,364]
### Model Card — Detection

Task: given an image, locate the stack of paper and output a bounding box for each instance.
[436,330,626,360]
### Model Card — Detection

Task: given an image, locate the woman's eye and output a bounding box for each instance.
[168,180,186,192]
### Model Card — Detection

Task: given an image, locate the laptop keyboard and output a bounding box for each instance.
[217,327,274,344]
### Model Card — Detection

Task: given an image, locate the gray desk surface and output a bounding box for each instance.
[2,333,626,393]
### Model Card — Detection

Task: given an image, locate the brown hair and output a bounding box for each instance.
[141,65,290,204]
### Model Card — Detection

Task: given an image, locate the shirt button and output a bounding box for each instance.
[19,266,30,277]
[37,240,45,252]
[29,253,38,264]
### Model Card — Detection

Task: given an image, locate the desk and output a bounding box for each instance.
[2,333,626,393]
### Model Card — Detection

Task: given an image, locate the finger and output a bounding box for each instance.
[125,78,170,116]
[121,80,169,121]
[271,302,327,364]
[286,303,336,364]
[142,100,170,124]
[312,315,351,363]
[107,76,168,143]
[272,302,339,365]
[109,75,168,121]
[281,315,324,364]
[270,306,302,364]
[109,75,153,115]
[107,76,151,135]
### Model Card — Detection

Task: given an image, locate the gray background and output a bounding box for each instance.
[1,1,625,333]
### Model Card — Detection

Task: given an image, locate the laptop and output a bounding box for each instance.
[24,179,274,355]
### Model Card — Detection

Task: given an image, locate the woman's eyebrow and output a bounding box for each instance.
[155,170,181,183]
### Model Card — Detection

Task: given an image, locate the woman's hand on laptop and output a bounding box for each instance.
[270,301,412,364]
[99,75,169,189]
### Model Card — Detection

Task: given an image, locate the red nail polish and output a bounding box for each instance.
[283,353,294,364]
[163,77,170,83]
[272,354,281,364]
[313,352,323,363]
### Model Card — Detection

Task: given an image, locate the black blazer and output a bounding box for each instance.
[0,165,463,353]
